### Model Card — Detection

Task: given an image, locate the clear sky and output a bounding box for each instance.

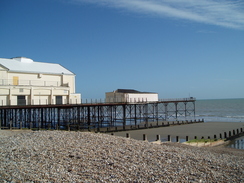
[1,0,244,100]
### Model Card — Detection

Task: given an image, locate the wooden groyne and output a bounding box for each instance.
[113,122,244,143]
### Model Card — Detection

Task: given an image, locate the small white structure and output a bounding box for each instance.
[0,57,81,105]
[106,89,158,103]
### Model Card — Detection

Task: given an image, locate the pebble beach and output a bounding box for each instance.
[0,130,243,182]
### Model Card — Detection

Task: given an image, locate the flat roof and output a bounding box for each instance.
[113,89,157,94]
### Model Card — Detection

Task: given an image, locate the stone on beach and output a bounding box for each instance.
[0,130,243,182]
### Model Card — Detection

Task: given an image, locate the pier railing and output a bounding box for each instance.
[0,97,196,107]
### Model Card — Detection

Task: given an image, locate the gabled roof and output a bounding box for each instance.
[0,57,74,75]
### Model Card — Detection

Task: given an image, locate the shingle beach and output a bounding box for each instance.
[0,130,243,182]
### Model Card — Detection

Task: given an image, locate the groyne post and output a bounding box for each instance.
[126,133,130,138]
[176,136,179,143]
[143,134,147,141]
[156,134,160,141]
[168,135,171,142]
[224,132,227,139]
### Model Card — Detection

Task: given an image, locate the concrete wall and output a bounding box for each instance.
[106,92,158,103]
[126,93,158,102]
[0,70,80,105]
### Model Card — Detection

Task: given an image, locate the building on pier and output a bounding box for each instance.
[0,57,81,105]
[105,89,158,103]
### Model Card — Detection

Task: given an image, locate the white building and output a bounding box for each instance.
[106,89,158,103]
[0,57,81,106]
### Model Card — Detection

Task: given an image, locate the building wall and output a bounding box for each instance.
[105,92,158,103]
[106,92,125,103]
[0,70,80,106]
[126,93,158,102]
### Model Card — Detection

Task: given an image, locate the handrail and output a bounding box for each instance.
[0,79,69,87]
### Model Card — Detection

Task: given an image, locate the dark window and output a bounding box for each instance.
[17,96,26,105]
[56,96,62,105]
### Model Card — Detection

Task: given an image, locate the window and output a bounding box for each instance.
[13,76,19,85]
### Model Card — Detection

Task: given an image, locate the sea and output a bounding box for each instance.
[195,98,244,150]
[195,98,244,123]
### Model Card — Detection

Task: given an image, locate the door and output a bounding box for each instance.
[17,96,26,105]
[56,96,62,105]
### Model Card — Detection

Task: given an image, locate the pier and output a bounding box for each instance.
[0,98,196,131]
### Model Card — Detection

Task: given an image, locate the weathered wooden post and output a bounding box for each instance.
[233,129,236,136]
[126,133,130,138]
[156,135,160,141]
[168,135,171,142]
[143,134,147,141]
[176,136,179,143]
[224,132,227,139]
[111,133,114,135]
[194,136,197,139]
[229,131,231,137]
[214,135,217,139]
[186,136,189,141]
[219,133,222,139]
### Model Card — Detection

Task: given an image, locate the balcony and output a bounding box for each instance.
[0,79,69,87]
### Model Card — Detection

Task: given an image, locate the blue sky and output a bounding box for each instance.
[1,0,244,100]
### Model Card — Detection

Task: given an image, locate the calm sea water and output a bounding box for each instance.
[195,98,244,122]
[195,98,244,149]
